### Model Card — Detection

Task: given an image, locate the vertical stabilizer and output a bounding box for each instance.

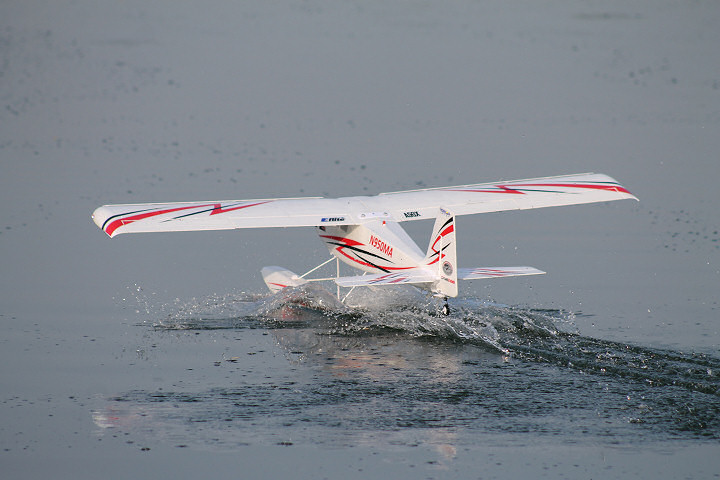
[425,208,458,297]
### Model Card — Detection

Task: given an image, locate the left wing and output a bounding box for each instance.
[92,173,636,237]
[376,172,637,220]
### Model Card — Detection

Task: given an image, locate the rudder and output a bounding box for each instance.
[425,208,458,297]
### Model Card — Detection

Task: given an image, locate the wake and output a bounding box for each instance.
[135,285,720,397]
[143,285,570,352]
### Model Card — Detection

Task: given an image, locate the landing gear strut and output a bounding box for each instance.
[441,297,450,316]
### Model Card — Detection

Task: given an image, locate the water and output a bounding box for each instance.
[3,0,720,478]
[88,286,719,454]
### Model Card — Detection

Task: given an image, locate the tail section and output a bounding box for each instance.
[425,208,458,297]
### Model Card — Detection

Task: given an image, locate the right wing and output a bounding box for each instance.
[92,197,344,237]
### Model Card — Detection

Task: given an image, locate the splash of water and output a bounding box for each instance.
[129,284,576,354]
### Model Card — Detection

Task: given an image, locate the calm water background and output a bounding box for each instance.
[1,1,719,478]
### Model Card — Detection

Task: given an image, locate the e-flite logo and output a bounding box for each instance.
[321,217,345,222]
[369,235,393,257]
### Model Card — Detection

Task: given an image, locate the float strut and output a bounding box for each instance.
[441,297,450,316]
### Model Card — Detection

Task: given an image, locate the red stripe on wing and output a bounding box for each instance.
[448,182,632,195]
[105,205,208,237]
[104,201,269,236]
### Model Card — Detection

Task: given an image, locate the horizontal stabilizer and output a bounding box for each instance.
[458,266,546,280]
[261,266,308,293]
[335,266,545,289]
[335,269,436,288]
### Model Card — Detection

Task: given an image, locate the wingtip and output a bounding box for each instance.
[622,190,639,202]
[91,206,115,237]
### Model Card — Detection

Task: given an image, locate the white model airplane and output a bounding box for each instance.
[92,173,636,314]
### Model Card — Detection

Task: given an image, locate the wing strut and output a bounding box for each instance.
[300,257,337,279]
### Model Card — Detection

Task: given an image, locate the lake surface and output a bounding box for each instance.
[2,1,719,478]
[108,288,720,448]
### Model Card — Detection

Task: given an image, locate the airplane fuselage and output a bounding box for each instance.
[317,220,426,274]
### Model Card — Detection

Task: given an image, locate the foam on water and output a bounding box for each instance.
[146,285,580,353]
[149,285,516,351]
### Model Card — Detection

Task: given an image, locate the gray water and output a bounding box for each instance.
[115,287,720,447]
[2,0,720,478]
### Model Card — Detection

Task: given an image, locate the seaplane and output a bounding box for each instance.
[92,173,637,315]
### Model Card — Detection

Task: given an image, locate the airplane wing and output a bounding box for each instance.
[376,172,637,220]
[92,197,343,237]
[92,173,637,237]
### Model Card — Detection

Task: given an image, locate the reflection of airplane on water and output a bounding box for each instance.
[92,173,636,313]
